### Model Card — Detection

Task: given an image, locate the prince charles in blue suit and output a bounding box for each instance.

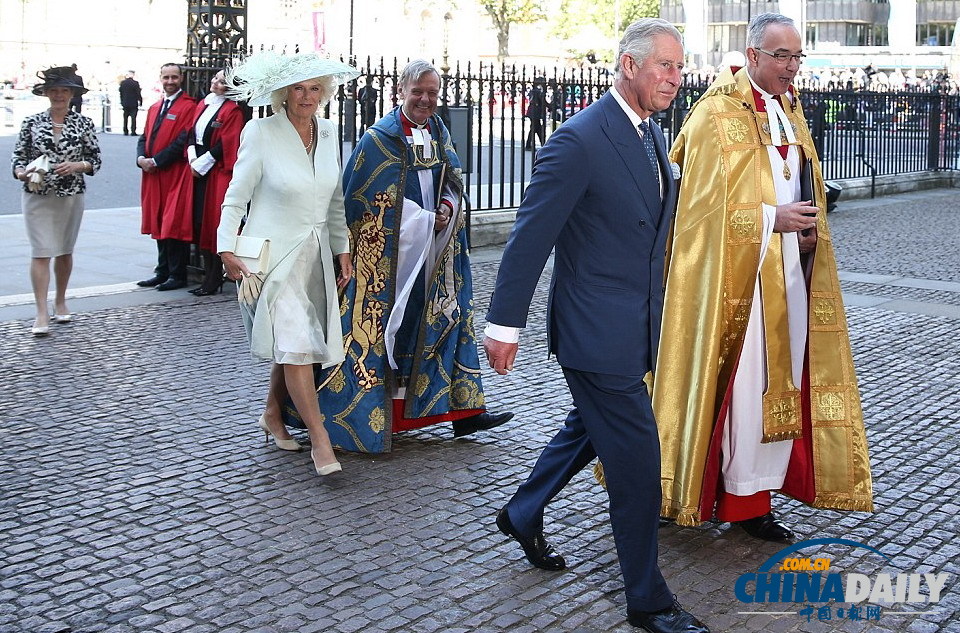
[484,19,709,633]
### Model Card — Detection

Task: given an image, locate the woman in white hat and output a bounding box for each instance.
[217,52,358,476]
[11,66,101,337]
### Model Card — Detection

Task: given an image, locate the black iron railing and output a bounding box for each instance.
[202,57,960,212]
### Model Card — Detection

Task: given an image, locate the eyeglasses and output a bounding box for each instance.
[755,48,806,65]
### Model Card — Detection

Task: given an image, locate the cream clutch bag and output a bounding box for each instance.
[234,235,270,306]
[25,155,51,192]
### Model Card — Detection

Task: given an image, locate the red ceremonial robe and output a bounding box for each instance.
[185,99,243,252]
[140,93,196,241]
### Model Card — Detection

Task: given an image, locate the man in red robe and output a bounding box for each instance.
[136,63,196,291]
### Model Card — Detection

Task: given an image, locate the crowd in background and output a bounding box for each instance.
[682,63,957,93]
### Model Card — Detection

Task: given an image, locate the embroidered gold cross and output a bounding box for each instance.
[730,211,756,237]
[723,118,749,144]
[814,300,836,324]
[769,400,795,425]
[817,392,845,420]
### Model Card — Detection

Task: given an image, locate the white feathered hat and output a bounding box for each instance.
[226,51,360,106]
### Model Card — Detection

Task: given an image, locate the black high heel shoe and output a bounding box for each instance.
[192,285,222,296]
[192,252,226,297]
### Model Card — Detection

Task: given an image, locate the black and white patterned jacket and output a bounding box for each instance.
[11,110,102,197]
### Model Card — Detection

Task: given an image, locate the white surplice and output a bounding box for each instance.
[720,84,809,495]
[384,122,459,370]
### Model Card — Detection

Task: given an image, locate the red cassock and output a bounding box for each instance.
[140,94,196,241]
[186,99,244,252]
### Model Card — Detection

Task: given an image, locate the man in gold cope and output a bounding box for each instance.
[654,13,873,540]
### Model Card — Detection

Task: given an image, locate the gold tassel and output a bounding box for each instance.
[593,461,606,488]
[660,504,705,527]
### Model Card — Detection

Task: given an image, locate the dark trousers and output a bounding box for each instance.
[155,238,190,282]
[525,119,545,149]
[504,368,672,612]
[123,107,139,135]
[190,174,222,291]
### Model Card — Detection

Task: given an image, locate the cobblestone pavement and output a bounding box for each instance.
[2,189,960,633]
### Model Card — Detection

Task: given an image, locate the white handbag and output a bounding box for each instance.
[24,155,51,192]
[233,235,270,306]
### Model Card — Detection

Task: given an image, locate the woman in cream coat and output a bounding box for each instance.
[218,53,359,476]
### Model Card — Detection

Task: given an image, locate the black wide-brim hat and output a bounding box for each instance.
[32,66,88,97]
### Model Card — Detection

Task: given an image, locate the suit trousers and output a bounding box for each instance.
[505,368,673,612]
[123,107,139,135]
[155,238,190,282]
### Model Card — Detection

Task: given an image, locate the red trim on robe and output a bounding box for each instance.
[391,398,482,432]
[399,110,431,137]
[783,350,817,503]
[751,87,789,160]
[717,490,771,522]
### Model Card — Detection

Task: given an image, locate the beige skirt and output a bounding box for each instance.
[22,191,85,258]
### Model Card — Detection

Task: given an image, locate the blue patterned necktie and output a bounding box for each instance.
[638,120,661,191]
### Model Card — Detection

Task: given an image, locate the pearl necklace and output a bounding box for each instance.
[303,121,314,152]
[50,110,67,128]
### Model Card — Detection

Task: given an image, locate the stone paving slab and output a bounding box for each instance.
[2,189,960,632]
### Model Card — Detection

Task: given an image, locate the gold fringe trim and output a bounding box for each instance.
[760,429,803,443]
[593,461,606,488]
[599,463,707,527]
[811,494,874,513]
[663,506,705,527]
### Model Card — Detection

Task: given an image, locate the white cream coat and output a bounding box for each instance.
[217,109,350,365]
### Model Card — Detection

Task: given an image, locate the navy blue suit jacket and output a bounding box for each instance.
[487,90,677,376]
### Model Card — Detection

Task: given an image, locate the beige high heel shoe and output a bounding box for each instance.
[31,317,50,337]
[257,414,301,451]
[311,448,342,476]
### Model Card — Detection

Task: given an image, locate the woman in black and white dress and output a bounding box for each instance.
[11,66,101,336]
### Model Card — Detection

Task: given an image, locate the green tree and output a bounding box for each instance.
[480,0,547,63]
[552,0,660,63]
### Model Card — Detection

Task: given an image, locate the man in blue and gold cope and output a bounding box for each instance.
[654,13,873,541]
[314,60,512,453]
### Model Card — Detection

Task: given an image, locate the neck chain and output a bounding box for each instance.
[303,120,314,152]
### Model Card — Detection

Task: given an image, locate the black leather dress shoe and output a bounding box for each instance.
[156,279,187,291]
[452,411,514,437]
[496,508,566,571]
[736,512,795,542]
[628,599,710,632]
[137,275,167,287]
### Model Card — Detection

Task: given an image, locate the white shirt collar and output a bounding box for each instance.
[609,85,650,131]
[400,107,428,130]
[204,93,226,106]
[745,71,794,105]
[745,71,797,146]
[164,89,183,103]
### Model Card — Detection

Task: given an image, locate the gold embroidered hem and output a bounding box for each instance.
[652,67,873,526]
[809,495,875,513]
[661,504,704,528]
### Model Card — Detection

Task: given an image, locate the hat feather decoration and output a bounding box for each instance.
[226,51,359,107]
[32,66,88,97]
